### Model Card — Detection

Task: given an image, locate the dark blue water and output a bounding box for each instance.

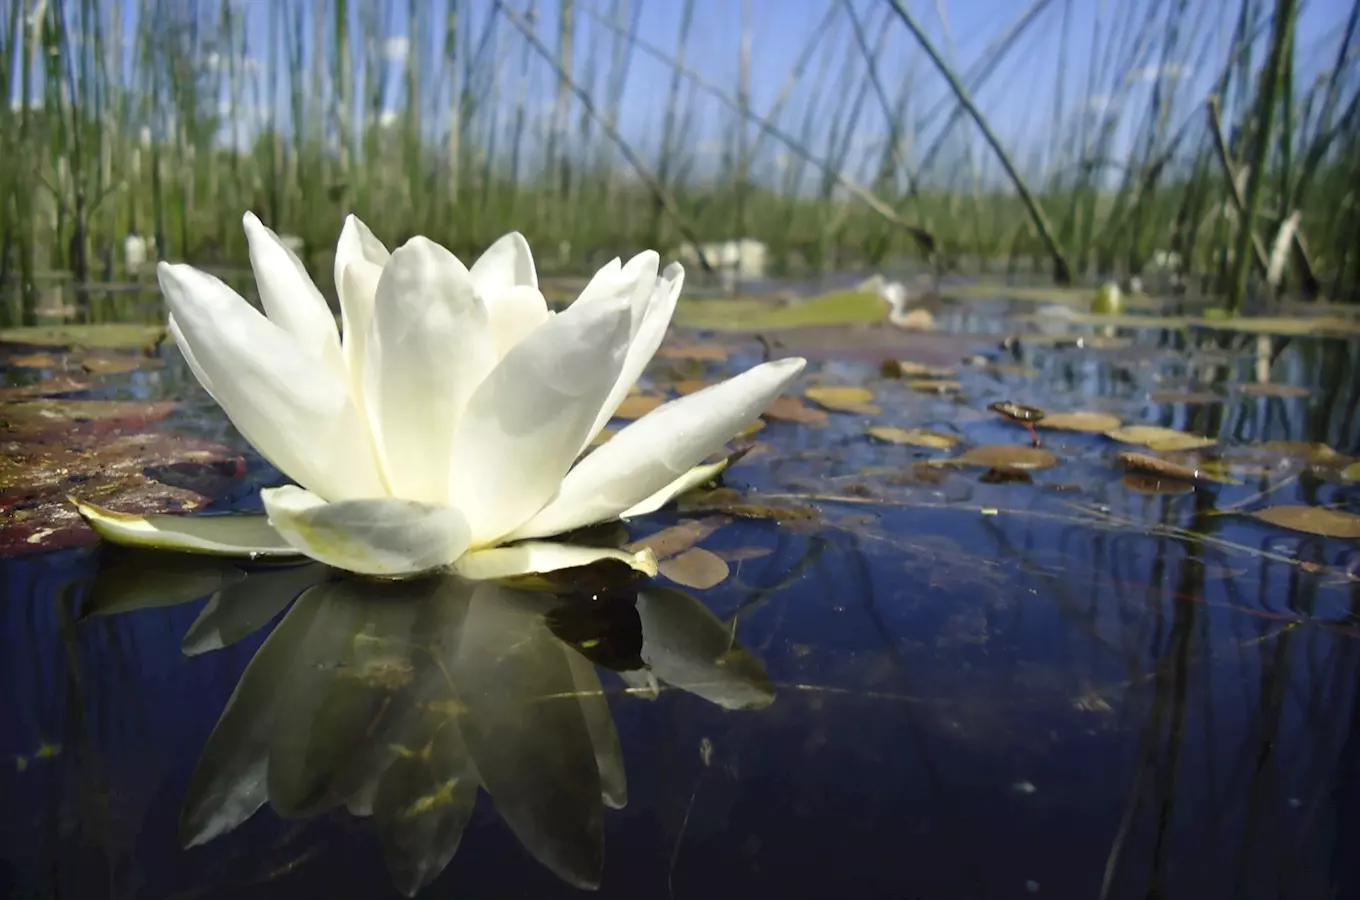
[4,292,1360,899]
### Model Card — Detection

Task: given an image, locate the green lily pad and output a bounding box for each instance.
[675,290,884,331]
[1251,506,1360,539]
[0,323,167,350]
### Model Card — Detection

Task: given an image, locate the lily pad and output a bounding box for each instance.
[804,386,879,414]
[0,377,94,400]
[1343,462,1360,483]
[0,323,166,350]
[867,427,959,449]
[881,360,955,379]
[951,445,1059,471]
[906,379,963,394]
[1148,390,1224,405]
[1105,425,1217,452]
[627,517,730,561]
[1039,411,1123,433]
[762,396,829,425]
[653,344,731,361]
[1121,474,1195,495]
[1251,506,1360,539]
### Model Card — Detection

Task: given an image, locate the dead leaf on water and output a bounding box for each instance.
[653,344,731,361]
[612,394,666,419]
[1105,425,1217,452]
[0,377,93,400]
[1039,411,1123,433]
[950,445,1059,471]
[880,359,955,379]
[763,395,829,426]
[906,379,963,394]
[866,426,959,449]
[715,546,773,562]
[1251,506,1360,539]
[676,488,821,528]
[8,352,60,368]
[1121,474,1194,495]
[1254,441,1342,464]
[1119,452,1241,485]
[978,466,1033,484]
[1238,383,1310,399]
[658,547,731,589]
[804,385,879,414]
[671,379,711,395]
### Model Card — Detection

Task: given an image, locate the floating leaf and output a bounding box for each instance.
[951,445,1059,470]
[893,309,935,330]
[880,359,955,379]
[653,343,731,360]
[1,399,180,439]
[627,517,730,561]
[676,489,821,527]
[612,394,665,420]
[762,395,828,425]
[978,467,1033,484]
[1121,474,1194,495]
[1238,383,1310,399]
[1105,425,1216,452]
[715,546,773,562]
[1149,390,1224,405]
[804,385,879,414]
[906,379,963,393]
[866,426,959,449]
[670,379,711,395]
[8,352,60,368]
[1343,462,1360,483]
[1119,452,1240,485]
[0,323,166,350]
[658,548,730,589]
[1251,506,1360,539]
[77,353,163,376]
[1255,441,1341,464]
[1039,411,1123,432]
[0,376,93,400]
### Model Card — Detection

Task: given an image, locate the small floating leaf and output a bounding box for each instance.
[762,396,828,425]
[0,323,166,350]
[658,547,730,589]
[804,385,879,414]
[880,359,955,379]
[1252,506,1360,539]
[978,466,1033,484]
[866,426,959,449]
[1343,462,1360,483]
[906,379,963,393]
[952,445,1059,471]
[1105,425,1216,452]
[1121,474,1194,495]
[653,343,731,360]
[612,394,665,420]
[1149,390,1224,405]
[1039,411,1122,433]
[8,352,60,368]
[1238,383,1310,399]
[670,379,711,395]
[1255,441,1341,464]
[1119,452,1241,485]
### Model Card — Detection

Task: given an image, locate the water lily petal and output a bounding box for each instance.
[510,358,806,539]
[584,260,683,445]
[469,231,538,294]
[450,542,658,581]
[486,284,551,357]
[242,212,346,380]
[262,486,472,577]
[334,215,390,381]
[619,455,730,519]
[158,262,387,500]
[73,498,301,557]
[363,237,497,502]
[447,288,634,545]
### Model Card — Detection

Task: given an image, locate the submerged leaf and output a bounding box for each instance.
[1252,506,1360,539]
[658,547,730,589]
[866,426,959,449]
[627,517,730,561]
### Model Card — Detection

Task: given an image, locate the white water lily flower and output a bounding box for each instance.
[76,212,806,581]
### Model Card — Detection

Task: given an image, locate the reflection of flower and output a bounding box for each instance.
[146,569,774,896]
[77,214,805,581]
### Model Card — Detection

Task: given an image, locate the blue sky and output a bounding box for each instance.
[13,0,1359,187]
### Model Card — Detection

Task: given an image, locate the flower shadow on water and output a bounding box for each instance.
[81,552,773,897]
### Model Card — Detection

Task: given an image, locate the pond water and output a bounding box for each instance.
[3,283,1360,899]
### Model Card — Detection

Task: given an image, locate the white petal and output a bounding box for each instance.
[486,284,551,357]
[363,237,498,502]
[242,212,346,381]
[584,260,683,445]
[73,499,302,557]
[447,287,634,545]
[469,231,537,295]
[619,456,730,519]
[158,263,387,501]
[334,215,390,380]
[510,358,806,540]
[262,486,471,577]
[450,542,657,581]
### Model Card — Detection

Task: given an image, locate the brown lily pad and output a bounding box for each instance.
[653,344,731,361]
[1120,474,1195,495]
[1105,425,1217,452]
[1119,452,1240,485]
[1251,506,1360,539]
[1148,390,1224,405]
[881,359,955,379]
[612,394,666,420]
[0,377,94,401]
[762,395,829,425]
[658,547,730,589]
[906,379,963,394]
[804,385,879,414]
[1238,383,1310,399]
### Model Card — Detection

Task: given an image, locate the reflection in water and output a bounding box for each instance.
[77,555,772,896]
